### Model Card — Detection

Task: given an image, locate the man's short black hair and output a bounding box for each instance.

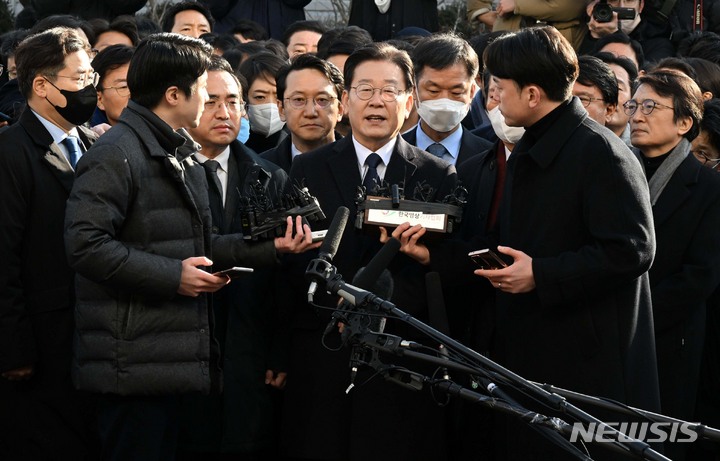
[207,54,244,95]
[16,26,91,99]
[30,14,95,45]
[127,33,213,109]
[636,69,704,141]
[89,15,139,48]
[230,19,268,42]
[161,1,215,33]
[411,33,479,82]
[684,57,720,99]
[577,55,619,106]
[344,42,415,92]
[281,20,326,47]
[276,53,344,103]
[93,44,134,90]
[594,51,638,93]
[700,98,720,152]
[677,31,720,66]
[316,26,372,59]
[594,31,645,70]
[485,26,578,102]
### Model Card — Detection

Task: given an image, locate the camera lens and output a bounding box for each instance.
[592,2,614,23]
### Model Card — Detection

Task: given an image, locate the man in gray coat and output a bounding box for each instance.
[64,33,316,460]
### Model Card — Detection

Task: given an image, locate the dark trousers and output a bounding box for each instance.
[97,394,181,461]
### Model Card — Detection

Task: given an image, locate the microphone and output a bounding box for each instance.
[306,206,350,302]
[323,237,401,336]
[426,271,451,380]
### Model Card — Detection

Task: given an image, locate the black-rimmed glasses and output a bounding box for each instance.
[623,99,674,116]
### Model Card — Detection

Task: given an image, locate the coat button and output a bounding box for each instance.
[200,328,205,334]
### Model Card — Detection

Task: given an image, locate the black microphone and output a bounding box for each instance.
[426,271,451,380]
[323,237,401,336]
[306,206,350,302]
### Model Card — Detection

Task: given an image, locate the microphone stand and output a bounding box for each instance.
[327,273,670,461]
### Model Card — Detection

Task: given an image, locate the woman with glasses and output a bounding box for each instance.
[627,68,720,461]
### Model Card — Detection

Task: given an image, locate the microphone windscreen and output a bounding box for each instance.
[353,237,401,290]
[318,206,350,261]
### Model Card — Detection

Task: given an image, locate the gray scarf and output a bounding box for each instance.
[635,138,690,206]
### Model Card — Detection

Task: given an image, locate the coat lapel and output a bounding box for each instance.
[42,143,75,194]
[385,136,418,190]
[653,156,698,227]
[325,136,363,207]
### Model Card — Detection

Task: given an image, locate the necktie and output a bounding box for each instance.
[426,142,449,160]
[363,153,382,194]
[62,136,82,169]
[202,160,225,231]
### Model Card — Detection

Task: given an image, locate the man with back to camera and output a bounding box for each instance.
[282,42,458,461]
[403,33,492,166]
[388,26,660,460]
[0,25,99,460]
[261,53,345,173]
[64,33,317,460]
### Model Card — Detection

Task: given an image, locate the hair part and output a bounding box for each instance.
[275,53,344,103]
[343,42,415,92]
[484,26,578,102]
[577,55,619,105]
[411,33,479,82]
[636,68,704,141]
[16,26,91,99]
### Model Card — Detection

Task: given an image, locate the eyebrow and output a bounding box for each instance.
[356,78,400,85]
[424,80,467,90]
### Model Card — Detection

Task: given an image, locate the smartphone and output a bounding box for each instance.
[468,249,507,270]
[311,230,327,243]
[212,266,254,279]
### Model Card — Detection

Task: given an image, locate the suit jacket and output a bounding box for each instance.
[0,107,97,458]
[646,152,720,424]
[260,134,293,174]
[281,134,457,461]
[0,107,96,374]
[179,141,289,453]
[402,124,493,167]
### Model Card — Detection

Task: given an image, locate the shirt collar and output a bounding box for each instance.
[31,109,81,145]
[414,123,463,160]
[291,142,303,161]
[352,135,397,169]
[195,145,230,172]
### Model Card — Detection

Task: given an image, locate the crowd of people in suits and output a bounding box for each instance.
[2,1,720,460]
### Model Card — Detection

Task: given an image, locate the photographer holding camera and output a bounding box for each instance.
[582,0,674,63]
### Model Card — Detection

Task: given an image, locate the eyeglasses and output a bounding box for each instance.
[284,95,336,110]
[577,95,604,107]
[100,85,130,97]
[351,83,406,102]
[204,99,247,115]
[693,150,720,170]
[46,71,100,88]
[623,99,674,116]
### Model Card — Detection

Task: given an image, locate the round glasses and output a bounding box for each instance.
[623,99,674,116]
[284,95,336,110]
[100,85,130,97]
[351,83,406,102]
[52,71,100,87]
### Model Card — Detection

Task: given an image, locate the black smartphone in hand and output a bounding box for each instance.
[212,266,254,279]
[468,249,507,270]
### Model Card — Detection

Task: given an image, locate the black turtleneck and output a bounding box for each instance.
[522,99,573,148]
[641,150,672,180]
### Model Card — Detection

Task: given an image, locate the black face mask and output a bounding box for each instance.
[45,79,98,126]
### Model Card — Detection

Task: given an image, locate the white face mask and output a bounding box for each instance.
[488,106,525,145]
[619,13,642,35]
[416,92,470,133]
[247,103,285,137]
